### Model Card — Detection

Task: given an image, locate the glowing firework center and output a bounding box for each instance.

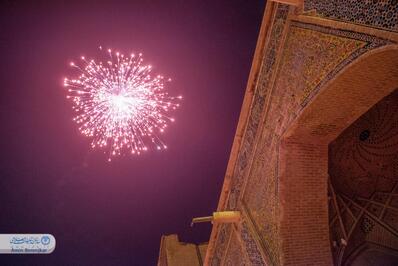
[64,48,181,159]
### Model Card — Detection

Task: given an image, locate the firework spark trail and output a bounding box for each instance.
[64,47,181,160]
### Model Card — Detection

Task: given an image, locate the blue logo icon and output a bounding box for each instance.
[41,236,50,245]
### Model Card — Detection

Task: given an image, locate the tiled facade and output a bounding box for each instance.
[205,1,398,265]
[159,1,398,265]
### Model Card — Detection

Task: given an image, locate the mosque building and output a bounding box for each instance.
[158,1,398,265]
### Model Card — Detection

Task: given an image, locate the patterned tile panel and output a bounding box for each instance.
[227,4,289,210]
[210,224,232,266]
[240,221,267,266]
[281,26,365,104]
[304,0,398,32]
[224,230,250,266]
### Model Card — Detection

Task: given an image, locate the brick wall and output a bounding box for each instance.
[279,140,331,265]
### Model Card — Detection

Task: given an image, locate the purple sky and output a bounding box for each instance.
[0,1,265,265]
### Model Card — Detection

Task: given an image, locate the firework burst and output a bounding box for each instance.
[64,47,181,160]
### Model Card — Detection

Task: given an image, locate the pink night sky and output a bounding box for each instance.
[0,0,265,265]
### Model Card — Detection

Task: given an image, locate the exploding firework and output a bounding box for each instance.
[63,47,181,160]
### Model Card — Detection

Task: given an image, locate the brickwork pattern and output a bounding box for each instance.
[279,141,331,265]
[329,89,398,265]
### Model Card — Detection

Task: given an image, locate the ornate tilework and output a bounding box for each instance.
[215,4,290,265]
[282,26,366,104]
[230,16,393,266]
[224,230,250,266]
[240,19,391,266]
[210,224,232,266]
[293,22,392,107]
[304,0,398,32]
[213,2,397,265]
[227,4,289,211]
[242,132,280,264]
[240,221,267,265]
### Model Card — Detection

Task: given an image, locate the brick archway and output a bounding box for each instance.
[278,46,398,265]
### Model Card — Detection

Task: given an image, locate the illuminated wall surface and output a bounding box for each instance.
[158,1,398,265]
